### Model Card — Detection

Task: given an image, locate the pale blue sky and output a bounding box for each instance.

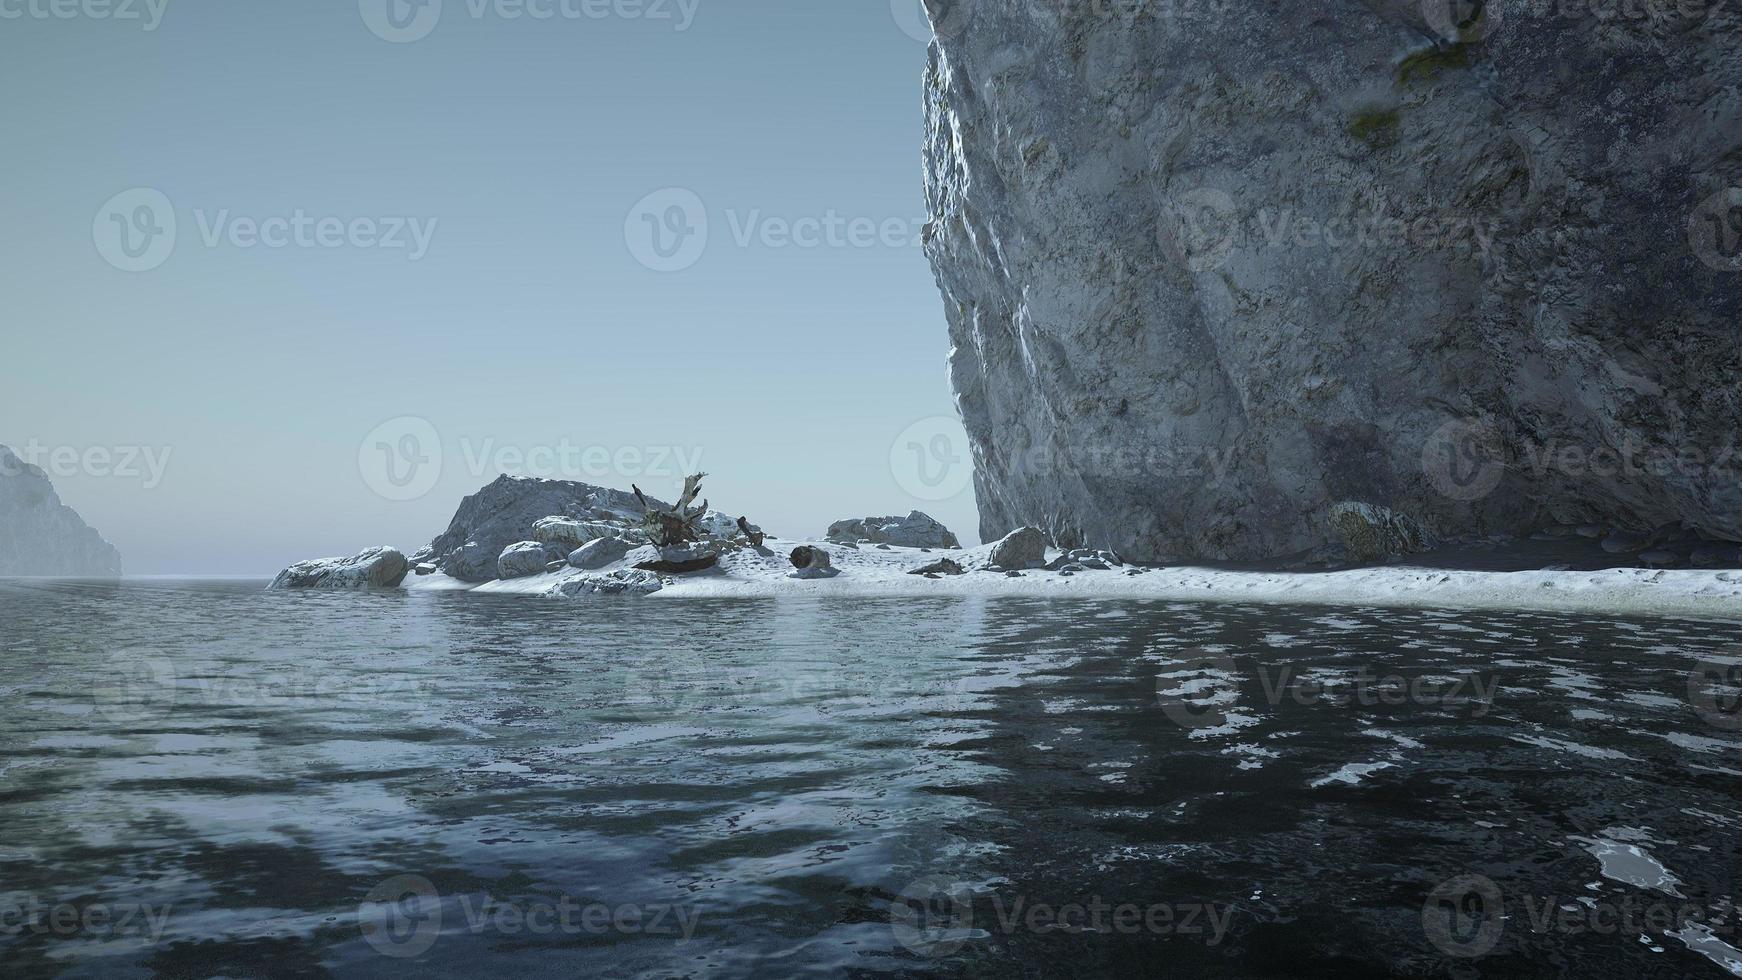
[1,0,979,574]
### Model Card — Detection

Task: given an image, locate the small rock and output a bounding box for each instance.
[545,560,567,572]
[986,527,1047,570]
[1638,550,1680,567]
[1575,524,1607,539]
[1059,570,1075,577]
[413,563,438,576]
[1078,558,1110,571]
[1328,501,1435,561]
[1600,531,1648,554]
[909,557,966,576]
[875,543,892,551]
[1690,543,1742,568]
[1005,569,1024,578]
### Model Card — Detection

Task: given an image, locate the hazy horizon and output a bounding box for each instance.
[2,0,980,575]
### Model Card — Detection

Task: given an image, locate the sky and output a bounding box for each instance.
[0,0,980,575]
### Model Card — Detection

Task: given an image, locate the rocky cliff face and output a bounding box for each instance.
[921,0,1742,560]
[0,446,123,577]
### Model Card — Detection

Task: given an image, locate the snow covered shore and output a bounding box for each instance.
[409,537,1742,621]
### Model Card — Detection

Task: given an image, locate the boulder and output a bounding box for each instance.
[985,527,1047,570]
[0,445,123,578]
[569,535,634,570]
[421,475,666,582]
[1690,543,1742,568]
[826,511,960,549]
[1328,502,1436,563]
[909,557,966,576]
[498,541,558,580]
[556,569,665,597]
[532,516,634,551]
[270,546,408,590]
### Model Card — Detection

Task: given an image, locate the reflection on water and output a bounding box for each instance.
[1,581,1739,978]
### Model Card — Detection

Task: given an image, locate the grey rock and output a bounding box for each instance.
[569,535,634,570]
[1690,543,1742,568]
[985,527,1047,570]
[270,546,408,590]
[1004,569,1023,578]
[789,545,834,571]
[909,557,966,576]
[424,475,665,582]
[789,566,841,580]
[922,5,1742,560]
[1600,531,1649,554]
[0,446,122,578]
[1639,550,1681,567]
[1328,502,1436,562]
[498,541,557,580]
[556,569,664,597]
[532,516,634,551]
[825,511,961,549]
[1575,525,1609,539]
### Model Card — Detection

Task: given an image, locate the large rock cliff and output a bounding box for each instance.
[0,446,123,578]
[921,0,1742,560]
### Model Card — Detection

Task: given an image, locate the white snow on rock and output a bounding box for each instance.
[269,547,408,590]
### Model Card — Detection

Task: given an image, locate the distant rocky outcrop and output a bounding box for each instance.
[413,476,666,583]
[269,546,408,590]
[826,511,960,549]
[0,445,122,578]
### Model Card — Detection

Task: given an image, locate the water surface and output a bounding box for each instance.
[2,581,1740,977]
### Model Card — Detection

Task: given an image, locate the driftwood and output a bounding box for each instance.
[736,516,764,548]
[633,474,708,547]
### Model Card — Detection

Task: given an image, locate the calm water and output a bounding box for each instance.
[2,581,1741,978]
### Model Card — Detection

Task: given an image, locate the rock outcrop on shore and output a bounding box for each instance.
[414,476,664,583]
[921,1,1742,561]
[269,546,408,590]
[0,445,122,578]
